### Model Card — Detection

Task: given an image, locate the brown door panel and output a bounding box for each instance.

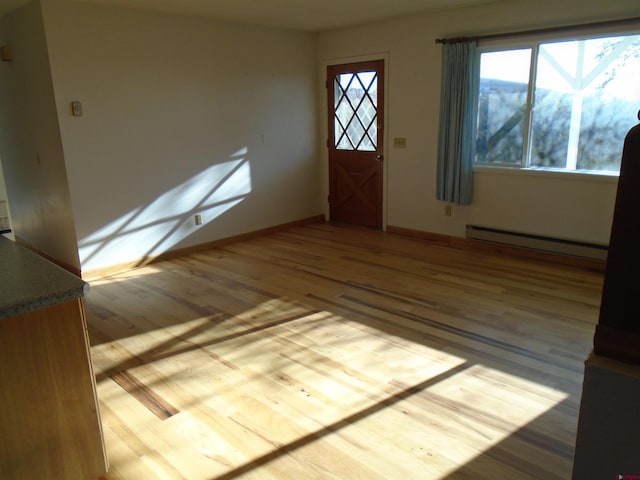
[327,60,384,228]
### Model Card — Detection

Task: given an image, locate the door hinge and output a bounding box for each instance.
[327,195,331,204]
[325,79,329,89]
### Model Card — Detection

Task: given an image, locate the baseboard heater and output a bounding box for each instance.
[465,225,608,261]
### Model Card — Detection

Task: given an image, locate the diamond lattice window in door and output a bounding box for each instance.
[334,71,378,151]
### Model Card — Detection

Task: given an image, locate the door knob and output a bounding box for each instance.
[375,154,384,162]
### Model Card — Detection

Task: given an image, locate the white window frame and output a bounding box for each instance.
[475,26,640,177]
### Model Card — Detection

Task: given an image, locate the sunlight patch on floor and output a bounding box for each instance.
[91,298,571,479]
[86,264,164,285]
[425,364,571,479]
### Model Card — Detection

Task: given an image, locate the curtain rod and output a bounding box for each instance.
[435,16,640,44]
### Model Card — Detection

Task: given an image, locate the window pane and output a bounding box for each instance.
[530,35,640,171]
[476,49,531,165]
[530,42,572,168]
[577,36,640,171]
[333,71,378,151]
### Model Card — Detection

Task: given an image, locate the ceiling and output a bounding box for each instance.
[0,0,507,32]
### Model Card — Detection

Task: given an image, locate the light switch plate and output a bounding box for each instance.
[393,137,407,148]
[71,101,83,117]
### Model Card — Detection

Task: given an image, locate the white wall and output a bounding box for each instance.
[318,0,639,245]
[0,0,80,268]
[40,0,321,272]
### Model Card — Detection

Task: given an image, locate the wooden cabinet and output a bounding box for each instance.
[0,237,107,479]
[0,298,107,479]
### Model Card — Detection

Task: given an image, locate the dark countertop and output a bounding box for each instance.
[0,237,89,320]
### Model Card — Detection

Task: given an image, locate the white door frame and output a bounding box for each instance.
[319,52,390,230]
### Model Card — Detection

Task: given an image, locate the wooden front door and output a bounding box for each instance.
[327,60,384,228]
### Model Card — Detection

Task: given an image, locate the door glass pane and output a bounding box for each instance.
[334,71,378,151]
[345,116,366,148]
[476,49,531,165]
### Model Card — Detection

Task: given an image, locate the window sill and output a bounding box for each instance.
[473,165,619,183]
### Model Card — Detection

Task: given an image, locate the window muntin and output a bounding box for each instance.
[334,71,379,151]
[476,33,640,174]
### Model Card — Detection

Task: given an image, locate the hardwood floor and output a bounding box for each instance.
[85,222,604,480]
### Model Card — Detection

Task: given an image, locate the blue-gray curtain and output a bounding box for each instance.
[436,40,479,205]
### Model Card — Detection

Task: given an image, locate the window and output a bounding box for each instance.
[476,33,640,174]
[333,70,379,151]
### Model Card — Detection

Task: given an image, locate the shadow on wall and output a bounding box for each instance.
[79,148,252,272]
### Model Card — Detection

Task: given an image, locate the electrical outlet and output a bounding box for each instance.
[445,205,452,217]
[195,214,202,225]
